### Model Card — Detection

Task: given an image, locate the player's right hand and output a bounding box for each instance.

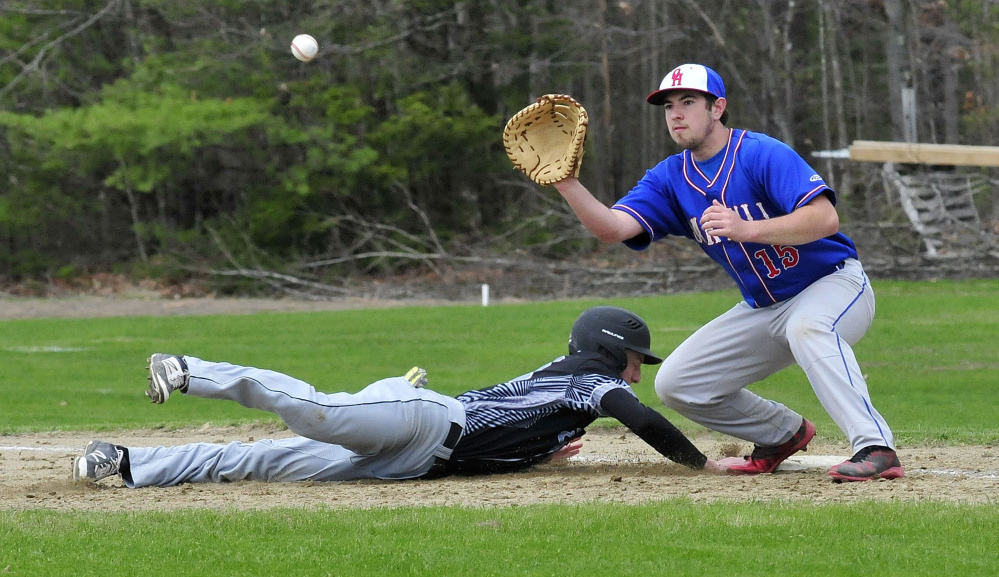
[547,437,584,463]
[404,366,428,388]
[703,456,745,473]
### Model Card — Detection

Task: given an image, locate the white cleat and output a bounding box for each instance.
[73,440,123,482]
[146,353,189,404]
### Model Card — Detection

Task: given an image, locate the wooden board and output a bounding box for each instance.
[848,140,999,167]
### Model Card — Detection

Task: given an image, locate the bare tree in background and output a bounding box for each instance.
[884,0,917,142]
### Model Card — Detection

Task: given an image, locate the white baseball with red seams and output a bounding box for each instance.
[290,34,318,62]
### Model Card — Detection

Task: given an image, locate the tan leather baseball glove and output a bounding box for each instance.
[502,94,588,185]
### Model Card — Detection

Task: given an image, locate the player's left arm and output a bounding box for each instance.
[699,192,839,245]
[599,387,710,469]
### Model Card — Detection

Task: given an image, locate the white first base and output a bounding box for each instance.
[776,455,848,471]
[569,454,849,470]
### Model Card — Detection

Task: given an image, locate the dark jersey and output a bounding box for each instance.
[446,353,706,476]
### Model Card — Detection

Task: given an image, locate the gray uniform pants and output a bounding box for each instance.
[655,259,895,453]
[126,357,466,487]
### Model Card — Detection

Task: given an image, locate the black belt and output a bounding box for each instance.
[442,421,463,450]
[420,421,463,480]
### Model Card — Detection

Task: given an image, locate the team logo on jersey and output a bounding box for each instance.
[810,174,822,182]
[671,68,684,86]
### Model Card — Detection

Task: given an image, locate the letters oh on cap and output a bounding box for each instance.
[646,64,726,105]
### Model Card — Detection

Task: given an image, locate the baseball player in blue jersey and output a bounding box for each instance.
[551,64,904,482]
[73,306,730,486]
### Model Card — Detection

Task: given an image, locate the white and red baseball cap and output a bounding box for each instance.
[647,64,726,105]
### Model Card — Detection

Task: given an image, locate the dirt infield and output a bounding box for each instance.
[2,294,997,510]
[0,293,464,321]
[2,425,997,511]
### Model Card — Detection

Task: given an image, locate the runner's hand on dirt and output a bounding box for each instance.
[704,456,746,473]
[546,438,583,463]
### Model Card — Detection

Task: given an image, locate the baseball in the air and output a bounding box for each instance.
[290,34,318,62]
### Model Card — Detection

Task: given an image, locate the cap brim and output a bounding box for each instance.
[632,348,664,365]
[647,87,718,106]
[646,89,669,106]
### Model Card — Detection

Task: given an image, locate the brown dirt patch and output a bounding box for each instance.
[0,294,469,321]
[2,425,997,511]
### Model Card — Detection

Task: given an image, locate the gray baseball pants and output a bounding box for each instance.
[655,259,895,453]
[125,357,465,487]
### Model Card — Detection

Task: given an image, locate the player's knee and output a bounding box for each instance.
[656,372,726,414]
[654,372,685,409]
[785,313,826,345]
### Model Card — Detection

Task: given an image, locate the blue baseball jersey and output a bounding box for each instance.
[613,129,858,307]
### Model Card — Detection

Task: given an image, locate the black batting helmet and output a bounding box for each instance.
[568,306,663,371]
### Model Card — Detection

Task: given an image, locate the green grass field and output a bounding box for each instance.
[2,280,997,442]
[2,279,998,575]
[4,502,998,576]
